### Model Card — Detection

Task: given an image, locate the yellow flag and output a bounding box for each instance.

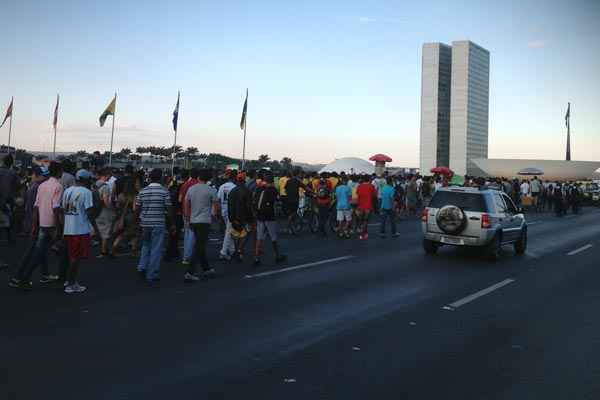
[99,95,116,127]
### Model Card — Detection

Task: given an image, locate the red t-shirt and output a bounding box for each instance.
[356,182,376,211]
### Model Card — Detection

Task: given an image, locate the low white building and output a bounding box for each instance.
[319,157,374,175]
[472,158,600,181]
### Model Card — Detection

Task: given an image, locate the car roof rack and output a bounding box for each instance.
[479,183,502,191]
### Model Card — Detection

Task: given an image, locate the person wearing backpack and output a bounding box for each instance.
[315,175,332,237]
[253,173,286,267]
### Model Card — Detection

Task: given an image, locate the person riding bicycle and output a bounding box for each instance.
[284,170,309,234]
[315,175,333,237]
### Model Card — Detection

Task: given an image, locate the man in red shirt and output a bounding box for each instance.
[178,168,199,265]
[356,175,377,240]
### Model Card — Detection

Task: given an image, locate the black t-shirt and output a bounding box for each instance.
[228,184,253,224]
[254,186,278,221]
[285,178,302,203]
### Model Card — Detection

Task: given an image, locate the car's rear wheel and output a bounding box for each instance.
[423,239,439,255]
[514,229,527,255]
[486,234,502,261]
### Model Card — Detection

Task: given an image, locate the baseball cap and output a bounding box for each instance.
[76,169,93,181]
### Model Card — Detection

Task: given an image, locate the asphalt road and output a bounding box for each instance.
[2,208,600,399]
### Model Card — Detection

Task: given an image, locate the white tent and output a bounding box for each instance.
[319,157,374,175]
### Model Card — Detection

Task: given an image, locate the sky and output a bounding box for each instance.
[0,0,599,166]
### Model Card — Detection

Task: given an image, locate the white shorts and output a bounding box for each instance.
[337,209,352,222]
[257,220,278,241]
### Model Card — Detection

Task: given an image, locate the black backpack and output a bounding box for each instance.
[254,187,273,216]
[317,184,330,199]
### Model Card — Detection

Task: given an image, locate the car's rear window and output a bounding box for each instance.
[429,191,487,212]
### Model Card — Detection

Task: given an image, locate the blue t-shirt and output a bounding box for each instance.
[62,186,94,235]
[381,185,395,210]
[335,185,352,210]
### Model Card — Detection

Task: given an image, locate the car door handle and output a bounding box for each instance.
[469,217,479,221]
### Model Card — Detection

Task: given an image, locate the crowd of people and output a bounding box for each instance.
[0,152,591,293]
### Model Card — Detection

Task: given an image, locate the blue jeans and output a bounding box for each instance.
[17,227,54,281]
[138,226,165,281]
[183,223,195,262]
[379,209,397,235]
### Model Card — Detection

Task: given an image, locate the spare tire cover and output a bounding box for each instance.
[436,205,467,235]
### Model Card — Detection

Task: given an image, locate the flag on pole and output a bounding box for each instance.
[565,102,570,127]
[99,95,116,127]
[53,94,59,129]
[172,91,180,132]
[240,89,248,130]
[0,97,13,128]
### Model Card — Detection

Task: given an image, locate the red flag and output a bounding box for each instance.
[0,97,13,128]
[53,94,59,129]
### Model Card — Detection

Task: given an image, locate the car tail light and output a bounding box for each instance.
[421,208,429,223]
[481,213,492,229]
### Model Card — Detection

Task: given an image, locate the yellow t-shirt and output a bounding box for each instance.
[312,178,320,193]
[279,176,289,196]
[328,177,339,190]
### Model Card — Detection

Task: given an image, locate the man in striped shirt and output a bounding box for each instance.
[135,169,174,284]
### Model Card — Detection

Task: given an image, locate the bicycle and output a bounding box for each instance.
[289,195,319,234]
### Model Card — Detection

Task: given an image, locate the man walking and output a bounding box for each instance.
[356,175,377,240]
[136,169,174,285]
[184,169,218,281]
[228,172,254,261]
[217,171,237,261]
[335,175,352,238]
[179,168,199,265]
[94,168,115,258]
[9,162,63,289]
[61,169,99,294]
[253,174,287,266]
[530,176,542,212]
[0,154,19,271]
[379,177,399,238]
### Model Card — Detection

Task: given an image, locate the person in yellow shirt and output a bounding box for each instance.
[279,173,289,196]
[328,173,339,191]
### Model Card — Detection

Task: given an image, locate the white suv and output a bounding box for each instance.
[421,186,527,260]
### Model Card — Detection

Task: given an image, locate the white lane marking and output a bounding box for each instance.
[244,256,354,279]
[567,244,593,256]
[448,279,515,309]
[527,221,542,225]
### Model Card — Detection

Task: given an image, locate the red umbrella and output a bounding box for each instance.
[369,154,393,163]
[430,166,454,176]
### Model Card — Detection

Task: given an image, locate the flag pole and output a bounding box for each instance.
[52,124,57,160]
[242,88,247,171]
[566,102,571,161]
[171,127,178,176]
[171,91,180,176]
[52,94,58,161]
[109,92,116,166]
[7,97,13,155]
[242,124,247,171]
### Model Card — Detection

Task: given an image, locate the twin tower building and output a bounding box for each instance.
[420,40,490,177]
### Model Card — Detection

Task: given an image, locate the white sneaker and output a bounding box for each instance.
[218,254,231,261]
[65,283,87,294]
[184,272,200,282]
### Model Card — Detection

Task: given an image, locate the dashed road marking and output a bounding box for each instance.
[447,279,515,309]
[244,256,354,279]
[567,244,593,256]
